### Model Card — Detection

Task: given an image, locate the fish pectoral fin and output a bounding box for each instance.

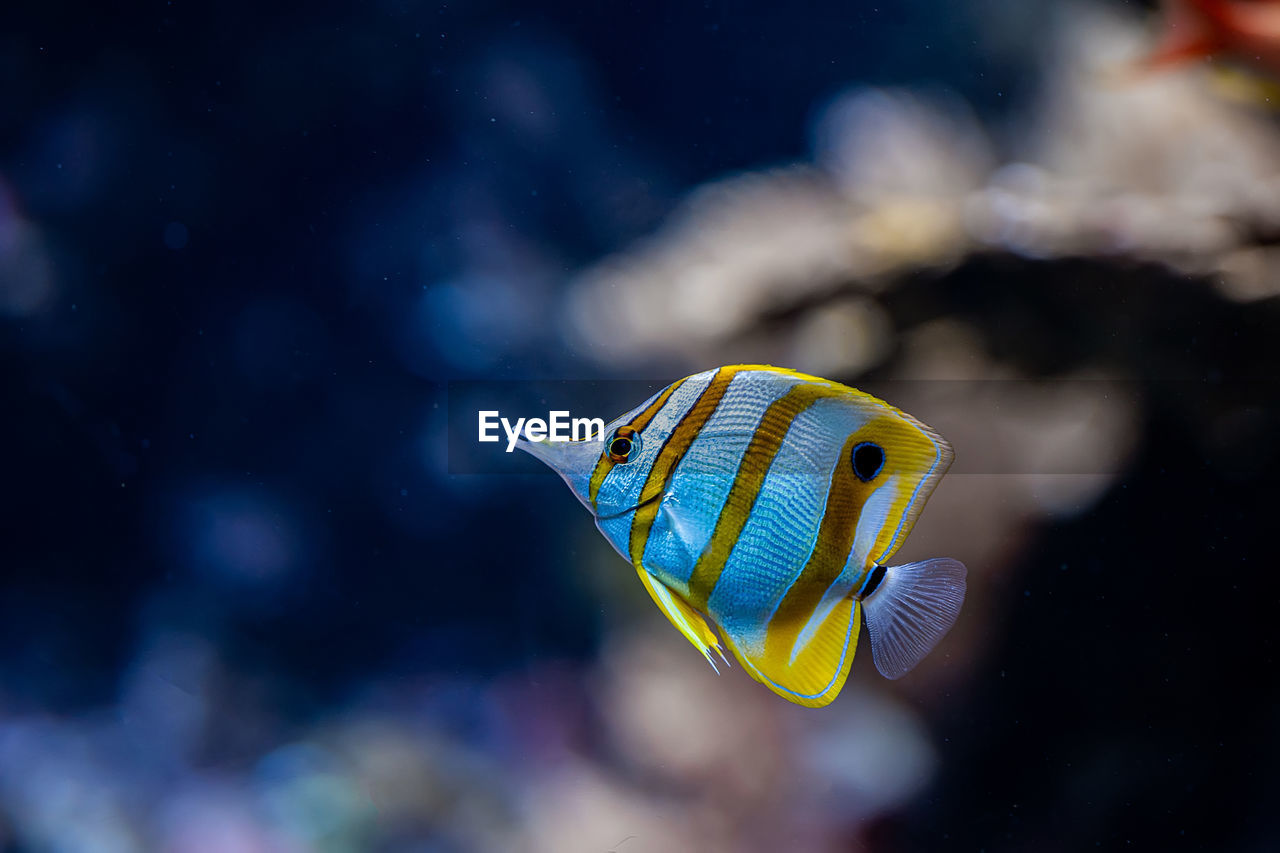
[658,498,700,560]
[861,558,966,680]
[634,567,729,673]
[720,596,861,709]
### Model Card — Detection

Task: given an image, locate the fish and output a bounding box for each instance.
[1143,0,1280,79]
[519,365,966,707]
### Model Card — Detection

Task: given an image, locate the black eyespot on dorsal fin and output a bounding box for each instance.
[851,441,885,482]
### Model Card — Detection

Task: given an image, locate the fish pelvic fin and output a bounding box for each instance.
[634,566,728,673]
[861,558,966,680]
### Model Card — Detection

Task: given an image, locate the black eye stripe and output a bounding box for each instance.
[851,442,885,482]
[608,427,640,463]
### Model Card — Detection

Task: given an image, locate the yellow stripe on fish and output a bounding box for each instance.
[685,380,849,611]
[519,365,967,707]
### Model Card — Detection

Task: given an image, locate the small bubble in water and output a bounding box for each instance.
[164,221,189,250]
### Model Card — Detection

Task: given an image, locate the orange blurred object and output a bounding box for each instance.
[1147,0,1280,75]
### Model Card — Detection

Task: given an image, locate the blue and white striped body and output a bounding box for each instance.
[520,365,966,707]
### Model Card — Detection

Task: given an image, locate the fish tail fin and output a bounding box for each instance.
[861,558,966,680]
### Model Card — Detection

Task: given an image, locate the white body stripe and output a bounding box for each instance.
[707,396,872,646]
[640,371,802,595]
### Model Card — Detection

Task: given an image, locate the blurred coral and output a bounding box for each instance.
[0,628,940,852]
[567,4,1280,377]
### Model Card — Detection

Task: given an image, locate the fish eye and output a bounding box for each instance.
[609,426,639,463]
[851,441,885,482]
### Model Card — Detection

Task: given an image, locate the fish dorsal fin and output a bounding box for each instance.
[718,595,861,708]
[634,567,730,672]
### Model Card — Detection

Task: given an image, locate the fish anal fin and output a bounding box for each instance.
[721,596,861,708]
[634,567,728,672]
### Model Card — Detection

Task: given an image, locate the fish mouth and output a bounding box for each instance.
[593,487,664,521]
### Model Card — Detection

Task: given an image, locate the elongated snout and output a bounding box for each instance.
[516,436,604,513]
